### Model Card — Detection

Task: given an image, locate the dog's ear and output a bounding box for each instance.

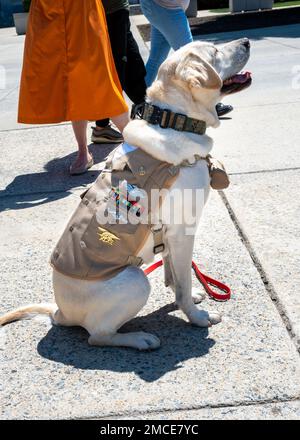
[175,53,222,90]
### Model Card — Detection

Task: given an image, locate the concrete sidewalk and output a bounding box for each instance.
[0,21,300,420]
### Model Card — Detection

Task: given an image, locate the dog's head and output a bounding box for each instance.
[147,38,251,128]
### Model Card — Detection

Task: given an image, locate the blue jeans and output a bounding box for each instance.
[140,0,193,86]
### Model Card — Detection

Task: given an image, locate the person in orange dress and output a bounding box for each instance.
[18,0,129,175]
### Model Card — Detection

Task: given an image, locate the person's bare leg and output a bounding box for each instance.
[111,111,129,132]
[70,120,93,174]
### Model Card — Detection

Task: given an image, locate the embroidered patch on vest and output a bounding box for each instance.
[98,227,120,246]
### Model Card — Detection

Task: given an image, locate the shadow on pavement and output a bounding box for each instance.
[0,143,116,212]
[37,302,215,382]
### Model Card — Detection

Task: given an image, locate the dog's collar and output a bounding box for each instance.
[131,102,207,136]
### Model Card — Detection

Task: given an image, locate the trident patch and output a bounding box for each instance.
[98,227,120,246]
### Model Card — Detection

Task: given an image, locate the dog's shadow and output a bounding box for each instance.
[37,302,215,382]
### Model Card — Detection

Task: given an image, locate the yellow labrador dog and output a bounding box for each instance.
[0,39,251,350]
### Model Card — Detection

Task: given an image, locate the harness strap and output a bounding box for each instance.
[151,225,165,254]
[144,259,231,302]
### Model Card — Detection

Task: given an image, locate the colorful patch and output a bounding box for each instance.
[110,182,146,218]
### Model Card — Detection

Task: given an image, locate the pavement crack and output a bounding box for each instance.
[1,168,298,201]
[79,397,300,420]
[0,85,19,103]
[0,122,71,133]
[229,167,300,176]
[264,37,300,51]
[236,100,300,109]
[219,190,300,354]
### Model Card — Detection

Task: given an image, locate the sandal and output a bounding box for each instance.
[69,157,94,175]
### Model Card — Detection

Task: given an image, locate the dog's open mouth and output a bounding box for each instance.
[221,71,252,94]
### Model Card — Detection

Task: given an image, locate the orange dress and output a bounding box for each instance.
[18,0,128,124]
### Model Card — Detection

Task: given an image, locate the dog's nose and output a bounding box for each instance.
[242,38,250,49]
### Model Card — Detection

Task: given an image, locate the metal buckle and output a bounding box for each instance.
[153,244,165,254]
[159,109,171,128]
[151,224,163,232]
[172,113,187,131]
[151,224,165,254]
[130,102,145,120]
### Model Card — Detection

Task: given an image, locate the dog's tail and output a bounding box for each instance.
[0,303,57,326]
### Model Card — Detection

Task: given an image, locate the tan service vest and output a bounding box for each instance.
[50,145,180,281]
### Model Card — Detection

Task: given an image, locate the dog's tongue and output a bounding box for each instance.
[223,71,251,85]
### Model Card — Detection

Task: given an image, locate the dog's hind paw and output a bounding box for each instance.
[131,332,161,351]
[88,331,161,351]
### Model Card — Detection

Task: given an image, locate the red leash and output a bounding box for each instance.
[144,259,231,302]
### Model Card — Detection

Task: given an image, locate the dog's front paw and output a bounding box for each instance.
[192,287,206,304]
[188,308,222,327]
